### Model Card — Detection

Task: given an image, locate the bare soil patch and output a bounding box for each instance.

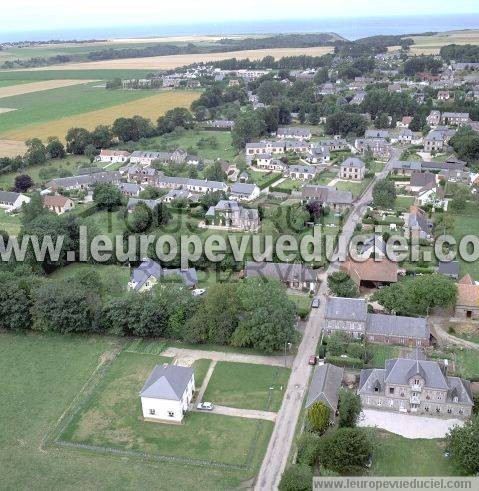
[0,139,27,157]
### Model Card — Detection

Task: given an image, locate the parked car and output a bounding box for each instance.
[311,297,320,308]
[309,355,318,366]
[197,402,214,411]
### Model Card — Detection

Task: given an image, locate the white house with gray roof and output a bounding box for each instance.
[140,364,195,423]
[358,352,473,418]
[0,191,30,213]
[340,157,366,181]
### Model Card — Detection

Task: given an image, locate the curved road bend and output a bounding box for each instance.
[254,149,399,490]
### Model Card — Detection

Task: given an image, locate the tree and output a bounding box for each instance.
[66,127,92,155]
[24,138,47,166]
[307,401,331,434]
[46,137,66,159]
[128,202,152,233]
[91,125,113,149]
[318,428,372,474]
[232,111,266,149]
[326,331,348,356]
[14,174,33,192]
[84,144,99,163]
[449,184,471,212]
[152,202,172,227]
[232,277,297,353]
[204,161,227,182]
[374,112,390,129]
[305,200,323,222]
[327,271,359,298]
[157,107,194,135]
[373,274,457,316]
[92,182,124,210]
[446,414,479,474]
[337,389,362,428]
[325,112,368,137]
[296,432,322,467]
[372,179,396,208]
[31,280,101,333]
[278,465,313,491]
[21,192,45,225]
[112,117,140,142]
[0,279,32,330]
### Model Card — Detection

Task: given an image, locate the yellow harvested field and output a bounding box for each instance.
[0,108,16,114]
[0,139,27,157]
[0,79,95,99]
[1,90,201,142]
[30,46,334,71]
[409,29,479,55]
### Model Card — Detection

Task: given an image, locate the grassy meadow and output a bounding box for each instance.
[0,331,252,489]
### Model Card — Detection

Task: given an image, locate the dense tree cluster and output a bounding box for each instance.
[440,44,479,63]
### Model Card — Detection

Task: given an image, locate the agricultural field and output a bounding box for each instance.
[0,331,249,490]
[408,29,479,55]
[0,82,200,141]
[33,46,334,71]
[0,69,151,81]
[0,79,95,99]
[58,351,273,474]
[0,139,27,157]
[202,361,291,411]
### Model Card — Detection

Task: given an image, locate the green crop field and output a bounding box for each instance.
[0,331,252,489]
[0,69,152,81]
[0,82,162,135]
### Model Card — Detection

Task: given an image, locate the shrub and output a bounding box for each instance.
[296,432,322,466]
[279,464,313,491]
[325,355,363,368]
[307,401,331,434]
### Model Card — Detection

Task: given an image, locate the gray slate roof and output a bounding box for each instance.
[305,363,343,412]
[0,190,21,205]
[367,314,430,340]
[438,261,460,277]
[131,258,197,290]
[245,261,316,283]
[230,183,257,195]
[140,364,194,400]
[325,297,368,322]
[385,358,448,389]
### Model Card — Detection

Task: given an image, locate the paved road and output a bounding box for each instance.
[254,148,400,490]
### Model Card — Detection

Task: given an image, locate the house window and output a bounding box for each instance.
[374,387,379,393]
[425,406,429,412]
[436,407,440,413]
[168,411,175,418]
[149,409,156,415]
[453,396,458,403]
[447,408,452,414]
[459,409,463,415]
[389,387,394,394]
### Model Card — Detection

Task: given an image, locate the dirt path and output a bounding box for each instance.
[430,318,479,350]
[161,347,292,368]
[206,405,277,422]
[196,360,216,402]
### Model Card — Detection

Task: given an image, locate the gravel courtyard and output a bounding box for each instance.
[358,409,465,439]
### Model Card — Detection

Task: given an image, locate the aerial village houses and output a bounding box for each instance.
[358,350,473,418]
[154,176,228,194]
[295,185,353,213]
[244,261,317,292]
[140,364,195,423]
[42,195,74,215]
[324,297,431,347]
[0,191,30,213]
[305,364,344,421]
[455,274,479,319]
[205,200,260,231]
[46,171,121,192]
[285,164,317,181]
[229,183,260,202]
[340,157,366,181]
[98,149,131,164]
[275,127,312,140]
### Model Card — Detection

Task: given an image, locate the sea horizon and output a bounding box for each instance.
[1,13,479,43]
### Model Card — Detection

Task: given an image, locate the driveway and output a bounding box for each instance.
[195,405,277,422]
[358,408,464,439]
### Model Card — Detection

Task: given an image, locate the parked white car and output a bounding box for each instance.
[197,402,214,411]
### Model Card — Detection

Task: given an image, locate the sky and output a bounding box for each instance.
[2,0,478,33]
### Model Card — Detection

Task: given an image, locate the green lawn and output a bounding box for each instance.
[369,161,385,173]
[202,361,290,411]
[335,177,372,198]
[0,155,91,189]
[0,82,159,134]
[120,129,237,161]
[60,351,273,470]
[192,359,212,388]
[450,203,479,280]
[393,196,415,211]
[371,430,463,476]
[0,332,248,489]
[367,344,404,368]
[0,209,21,235]
[48,263,131,298]
[288,293,312,315]
[454,348,479,380]
[313,170,337,185]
